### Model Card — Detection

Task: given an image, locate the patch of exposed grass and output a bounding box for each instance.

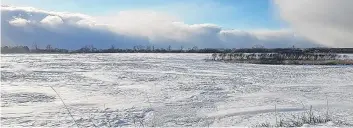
[253,105,352,127]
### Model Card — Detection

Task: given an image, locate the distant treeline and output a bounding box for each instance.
[1,45,353,54]
[208,52,353,65]
[231,48,353,54]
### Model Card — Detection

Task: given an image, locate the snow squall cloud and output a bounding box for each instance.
[274,0,353,47]
[1,5,320,49]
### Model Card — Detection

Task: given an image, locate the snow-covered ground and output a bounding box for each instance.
[1,53,353,127]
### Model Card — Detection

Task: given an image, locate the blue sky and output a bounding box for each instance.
[2,0,285,30]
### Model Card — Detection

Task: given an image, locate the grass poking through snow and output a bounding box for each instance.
[254,105,352,127]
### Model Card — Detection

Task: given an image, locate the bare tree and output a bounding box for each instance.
[212,53,217,60]
[32,42,39,51]
[168,45,172,51]
[46,45,52,51]
[192,46,198,51]
[146,45,151,51]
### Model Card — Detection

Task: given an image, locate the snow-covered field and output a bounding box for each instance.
[1,53,353,127]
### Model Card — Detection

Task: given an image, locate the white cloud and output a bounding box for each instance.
[274,0,353,47]
[40,15,64,26]
[1,5,319,49]
[8,17,30,27]
[97,10,318,48]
